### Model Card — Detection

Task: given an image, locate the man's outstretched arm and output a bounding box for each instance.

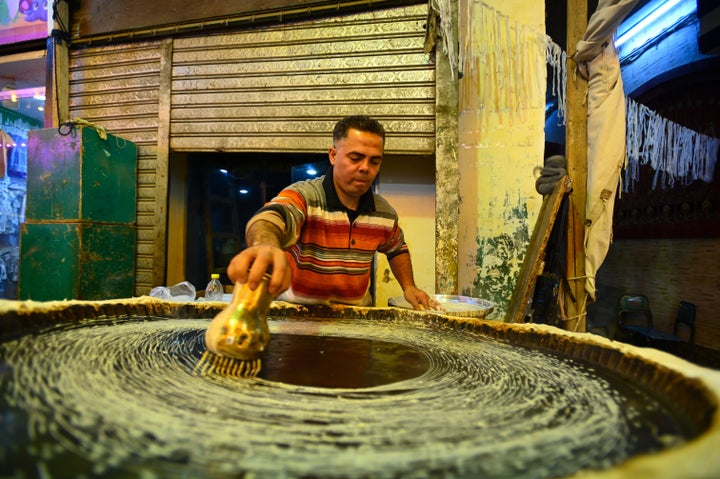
[388,252,435,310]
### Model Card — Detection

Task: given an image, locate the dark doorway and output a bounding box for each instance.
[184,152,327,288]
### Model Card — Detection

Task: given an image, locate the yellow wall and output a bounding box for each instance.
[375,155,436,307]
[457,0,546,318]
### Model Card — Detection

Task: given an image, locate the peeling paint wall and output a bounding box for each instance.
[457,0,546,318]
[433,0,460,296]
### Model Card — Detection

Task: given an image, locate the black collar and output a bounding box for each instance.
[322,168,376,213]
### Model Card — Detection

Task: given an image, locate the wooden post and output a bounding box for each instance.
[564,0,588,332]
[45,0,70,127]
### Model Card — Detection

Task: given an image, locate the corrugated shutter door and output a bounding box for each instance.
[170,4,435,155]
[68,4,435,295]
[68,40,164,296]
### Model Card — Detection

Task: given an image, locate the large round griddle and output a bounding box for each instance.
[0,298,718,478]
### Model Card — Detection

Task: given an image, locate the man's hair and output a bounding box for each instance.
[333,115,386,144]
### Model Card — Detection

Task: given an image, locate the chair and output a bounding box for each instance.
[616,294,656,345]
[617,295,692,352]
[617,294,653,329]
[673,301,696,344]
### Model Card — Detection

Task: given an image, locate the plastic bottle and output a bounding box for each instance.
[205,274,224,301]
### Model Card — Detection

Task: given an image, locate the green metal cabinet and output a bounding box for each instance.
[25,127,136,224]
[20,127,138,300]
[19,223,136,301]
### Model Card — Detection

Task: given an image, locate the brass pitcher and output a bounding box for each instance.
[195,274,272,377]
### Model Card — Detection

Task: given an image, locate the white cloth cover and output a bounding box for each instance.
[582,41,626,301]
[575,0,639,301]
[575,0,639,62]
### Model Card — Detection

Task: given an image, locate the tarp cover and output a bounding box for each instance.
[574,0,639,300]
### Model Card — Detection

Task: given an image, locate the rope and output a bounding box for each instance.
[556,285,589,333]
[57,118,130,151]
[555,274,590,332]
[58,118,108,140]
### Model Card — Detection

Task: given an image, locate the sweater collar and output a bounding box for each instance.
[322,167,375,213]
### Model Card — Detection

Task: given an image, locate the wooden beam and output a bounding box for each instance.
[152,38,174,288]
[564,0,588,332]
[45,0,69,127]
[507,176,572,324]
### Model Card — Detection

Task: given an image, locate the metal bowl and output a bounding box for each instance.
[388,294,494,318]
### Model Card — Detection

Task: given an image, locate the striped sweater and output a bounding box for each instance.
[247,173,408,305]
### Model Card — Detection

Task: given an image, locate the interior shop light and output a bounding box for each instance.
[616,0,694,51]
[0,87,45,101]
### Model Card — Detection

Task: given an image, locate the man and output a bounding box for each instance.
[227,115,435,310]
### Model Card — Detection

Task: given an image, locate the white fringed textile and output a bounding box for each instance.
[625,98,719,191]
[459,1,546,132]
[429,0,459,79]
[546,37,567,125]
[545,37,719,191]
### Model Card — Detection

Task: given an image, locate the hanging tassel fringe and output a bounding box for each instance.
[428,0,459,79]
[545,37,567,125]
[624,98,719,191]
[459,1,546,138]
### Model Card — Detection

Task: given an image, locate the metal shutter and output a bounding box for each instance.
[170,4,434,154]
[68,4,435,295]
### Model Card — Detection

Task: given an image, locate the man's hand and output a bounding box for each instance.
[403,285,439,311]
[227,245,291,296]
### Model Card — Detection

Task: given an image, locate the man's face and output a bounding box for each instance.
[329,128,384,208]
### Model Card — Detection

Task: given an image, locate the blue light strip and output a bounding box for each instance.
[616,0,692,50]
